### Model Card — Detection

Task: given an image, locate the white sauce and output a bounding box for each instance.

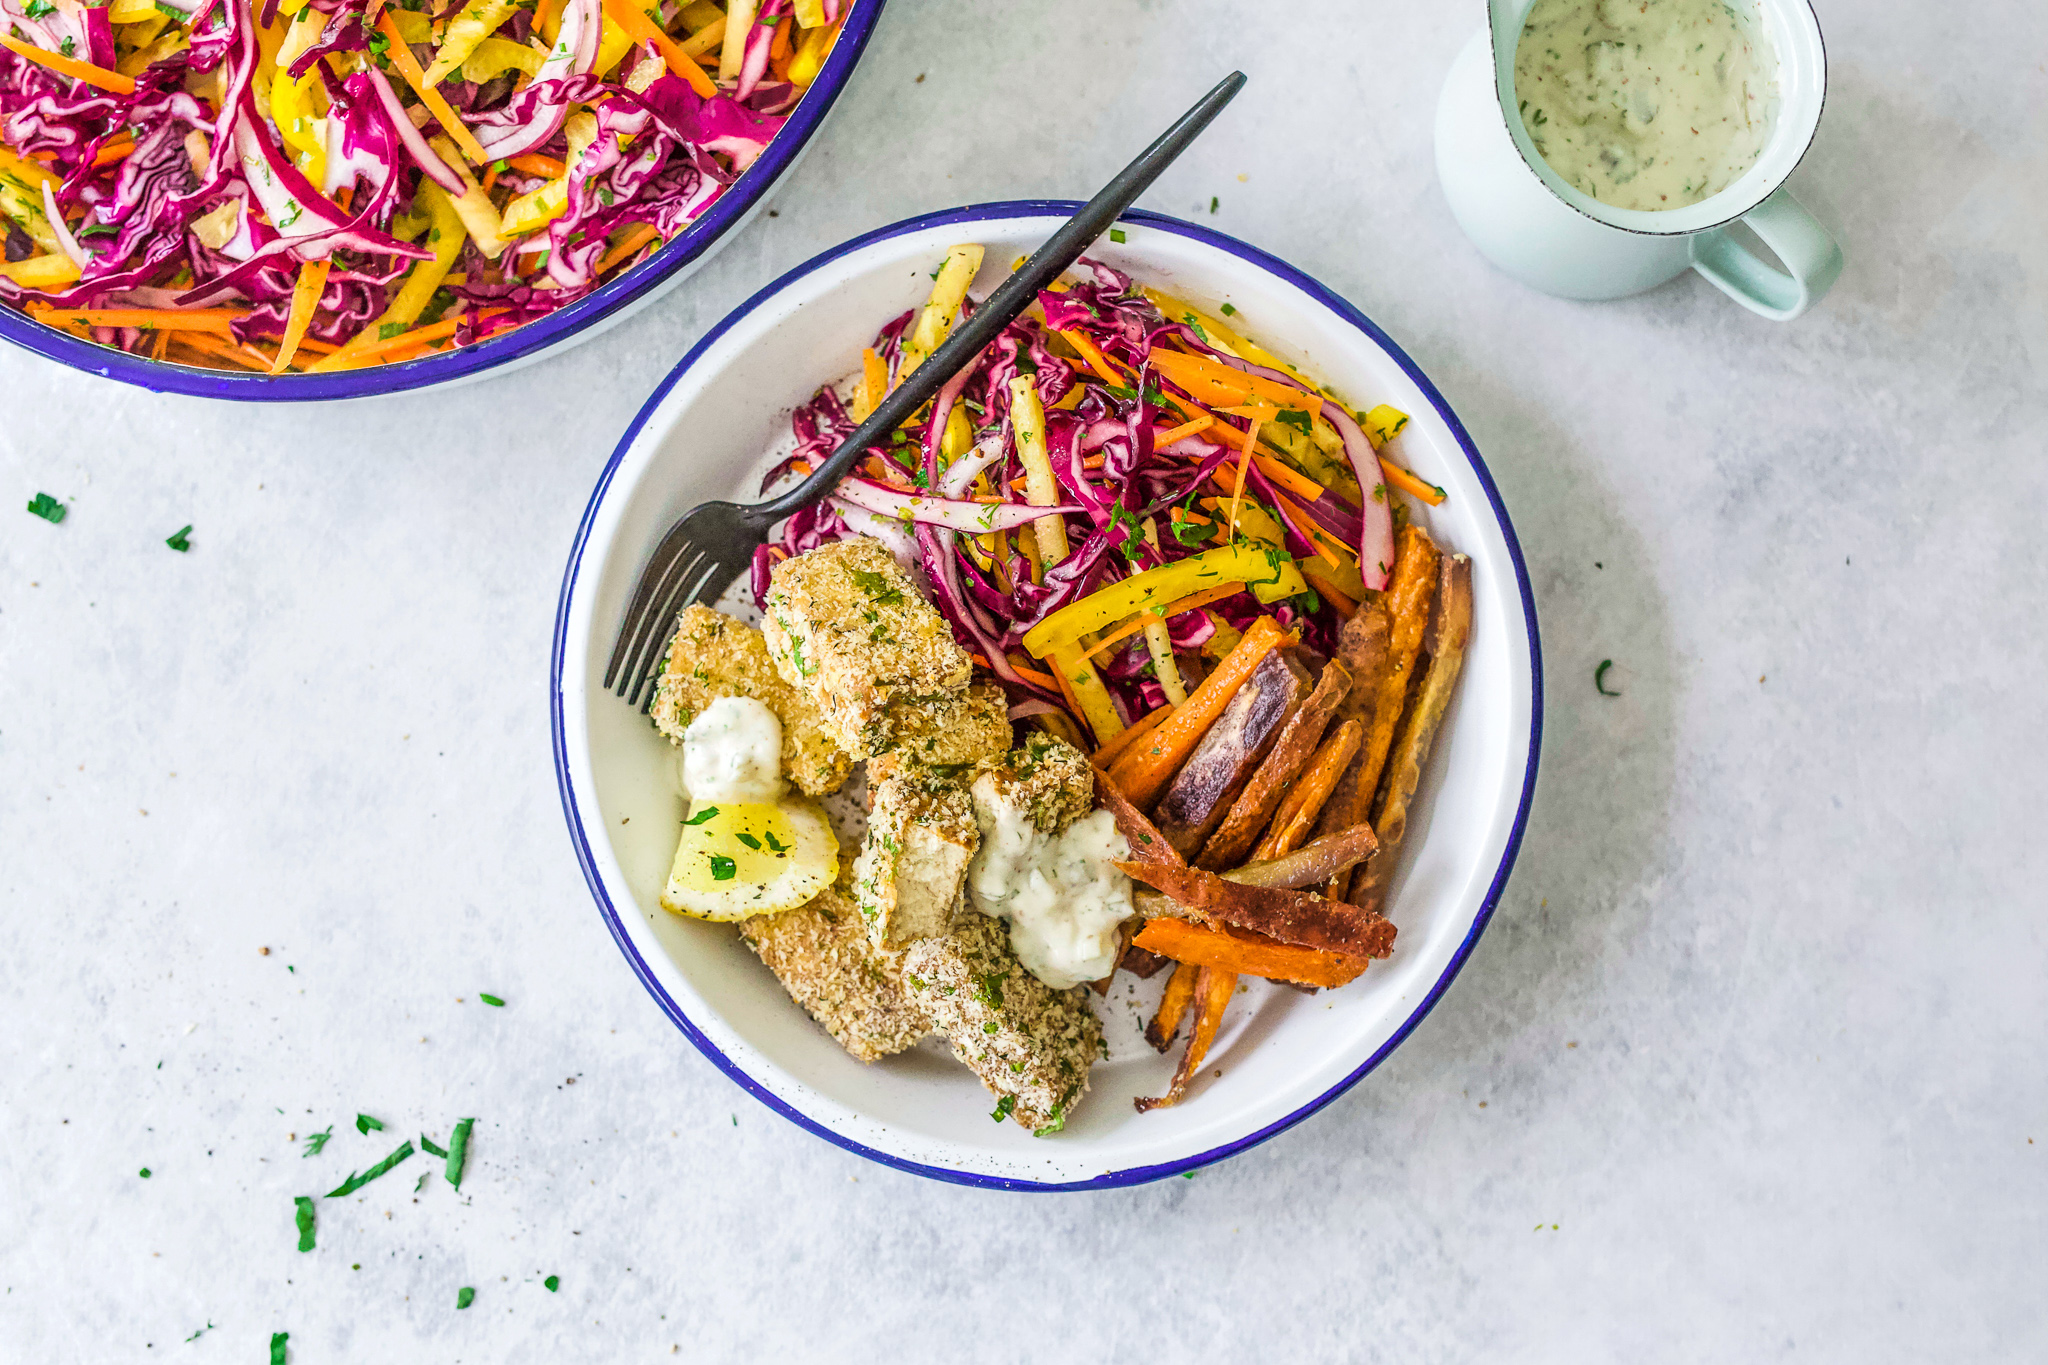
[682,697,785,804]
[1513,0,1775,211]
[967,785,1133,990]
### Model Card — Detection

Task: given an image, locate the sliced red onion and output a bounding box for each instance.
[472,0,600,161]
[361,66,465,197]
[1316,400,1396,590]
[834,476,1081,535]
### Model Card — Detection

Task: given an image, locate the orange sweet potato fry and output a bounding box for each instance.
[1146,959,1200,1052]
[1135,964,1237,1111]
[1133,917,1371,990]
[1120,858,1394,959]
[1195,658,1352,870]
[1253,717,1364,861]
[1107,615,1291,809]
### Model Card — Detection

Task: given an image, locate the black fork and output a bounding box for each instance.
[603,70,1248,707]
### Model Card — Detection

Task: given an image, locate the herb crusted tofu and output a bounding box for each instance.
[739,885,929,1063]
[971,732,1095,834]
[904,913,1103,1134]
[651,605,852,797]
[762,537,975,759]
[853,766,979,949]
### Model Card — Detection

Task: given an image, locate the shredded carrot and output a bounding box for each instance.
[1107,614,1291,809]
[1380,458,1447,506]
[1224,417,1262,544]
[593,222,661,277]
[768,14,793,59]
[376,12,489,164]
[508,152,567,178]
[1133,918,1368,990]
[1091,701,1173,769]
[149,329,169,362]
[270,258,331,373]
[167,333,268,371]
[311,310,506,369]
[0,36,135,94]
[601,0,719,98]
[1299,560,1360,620]
[29,307,250,333]
[533,0,565,40]
[91,137,136,168]
[1056,328,1129,387]
[969,653,1060,693]
[480,163,499,194]
[1153,345,1323,416]
[1154,415,1213,447]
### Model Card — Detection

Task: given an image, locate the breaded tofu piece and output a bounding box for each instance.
[864,680,1015,782]
[853,766,978,949]
[739,885,929,1063]
[969,732,1094,834]
[904,914,1103,1134]
[762,537,973,758]
[651,605,852,797]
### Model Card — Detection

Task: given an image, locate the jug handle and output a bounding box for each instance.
[1689,187,1844,322]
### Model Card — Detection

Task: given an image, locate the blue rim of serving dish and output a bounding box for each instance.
[550,201,1545,1191]
[0,0,886,402]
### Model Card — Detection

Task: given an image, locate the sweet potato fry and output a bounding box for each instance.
[1120,859,1395,959]
[1119,942,1170,977]
[1155,648,1310,855]
[1135,964,1237,1111]
[1253,717,1364,860]
[1146,960,1200,1052]
[1195,658,1352,870]
[1133,917,1371,990]
[1315,526,1440,895]
[1353,553,1473,915]
[1092,764,1186,870]
[1091,700,1173,769]
[1228,823,1379,889]
[1107,615,1291,809]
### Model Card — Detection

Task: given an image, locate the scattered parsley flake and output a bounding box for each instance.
[1209,196,1219,213]
[763,830,788,854]
[1595,659,1620,697]
[325,1139,414,1197]
[456,1286,475,1310]
[270,1331,288,1365]
[708,855,737,881]
[294,1196,315,1252]
[1032,1103,1067,1137]
[355,1114,384,1135]
[735,832,761,851]
[414,1171,430,1192]
[59,36,74,56]
[378,322,406,341]
[25,0,55,15]
[1108,228,1126,244]
[184,1322,214,1342]
[1219,302,1237,316]
[478,993,505,1007]
[684,805,719,825]
[989,1095,1015,1123]
[302,1126,332,1157]
[420,1132,448,1158]
[26,492,64,523]
[544,1275,561,1292]
[445,1117,473,1189]
[165,524,192,552]
[139,1167,151,1178]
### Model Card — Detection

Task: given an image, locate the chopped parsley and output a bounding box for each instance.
[152,0,185,16]
[1219,302,1237,316]
[545,1275,561,1292]
[684,805,719,825]
[1108,228,1126,244]
[989,1095,1016,1123]
[1595,659,1620,697]
[26,492,65,523]
[420,1132,448,1159]
[270,1331,289,1365]
[1170,516,1218,548]
[355,1113,384,1135]
[708,855,737,881]
[1209,196,1219,213]
[59,36,74,57]
[456,1286,476,1310]
[478,993,506,1007]
[24,0,54,15]
[735,832,761,851]
[445,1117,473,1188]
[139,1167,151,1178]
[302,1125,333,1157]
[1276,408,1312,434]
[75,222,117,240]
[763,830,788,854]
[1033,1103,1068,1137]
[850,569,902,605]
[165,524,192,552]
[379,322,407,341]
[325,1139,415,1198]
[974,971,1004,1008]
[294,1196,316,1252]
[185,1322,214,1342]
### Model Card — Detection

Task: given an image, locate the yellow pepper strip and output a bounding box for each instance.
[377,12,489,165]
[270,67,327,187]
[1085,583,1245,660]
[0,148,64,254]
[1022,543,1308,659]
[602,0,718,97]
[1008,374,1069,567]
[792,0,826,24]
[0,35,136,94]
[941,402,972,459]
[1,254,82,288]
[786,16,838,86]
[423,0,519,85]
[1140,612,1188,705]
[680,14,726,58]
[270,258,331,374]
[460,36,547,84]
[307,182,467,373]
[1363,403,1409,448]
[1050,641,1125,744]
[898,244,983,381]
[108,0,161,19]
[499,175,567,237]
[428,134,508,257]
[850,345,887,421]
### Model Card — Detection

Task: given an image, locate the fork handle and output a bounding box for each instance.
[759,70,1249,522]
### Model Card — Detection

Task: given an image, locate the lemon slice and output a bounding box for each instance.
[660,797,838,922]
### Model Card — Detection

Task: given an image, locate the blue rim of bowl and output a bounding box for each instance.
[550,201,1545,1191]
[0,0,885,402]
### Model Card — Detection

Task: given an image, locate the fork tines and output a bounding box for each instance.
[603,511,748,708]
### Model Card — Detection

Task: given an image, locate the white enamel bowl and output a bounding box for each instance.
[551,204,1542,1189]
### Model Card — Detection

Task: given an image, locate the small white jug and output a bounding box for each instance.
[1435,0,1843,319]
